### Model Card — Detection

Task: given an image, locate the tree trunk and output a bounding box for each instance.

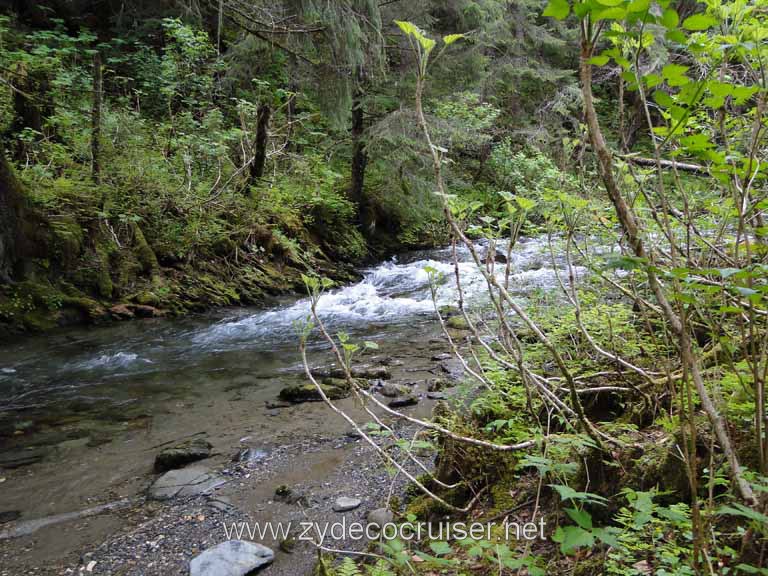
[284,81,298,152]
[249,103,271,183]
[91,52,103,184]
[350,88,368,228]
[0,149,26,283]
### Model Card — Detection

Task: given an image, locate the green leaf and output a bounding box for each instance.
[543,0,570,20]
[443,33,464,46]
[666,29,687,43]
[595,6,627,20]
[394,20,417,37]
[549,484,609,505]
[565,507,593,530]
[628,0,650,12]
[682,13,718,31]
[661,8,679,28]
[588,54,611,66]
[552,525,595,553]
[662,63,689,87]
[417,35,436,53]
[718,504,768,525]
[429,541,453,556]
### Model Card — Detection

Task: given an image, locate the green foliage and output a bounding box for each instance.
[606,490,696,575]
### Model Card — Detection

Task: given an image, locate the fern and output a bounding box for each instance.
[336,557,362,576]
[366,560,396,576]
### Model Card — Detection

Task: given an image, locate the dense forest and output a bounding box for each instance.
[0,0,767,575]
[0,0,581,332]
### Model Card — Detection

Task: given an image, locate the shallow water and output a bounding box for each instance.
[0,236,583,550]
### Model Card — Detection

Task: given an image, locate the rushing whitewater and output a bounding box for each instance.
[193,237,577,347]
[0,237,583,410]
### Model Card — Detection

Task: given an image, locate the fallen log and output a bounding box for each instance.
[622,155,709,176]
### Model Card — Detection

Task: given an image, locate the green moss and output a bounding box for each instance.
[60,295,106,322]
[446,315,470,330]
[49,215,85,266]
[278,383,350,403]
[134,290,161,307]
[405,493,454,520]
[131,222,158,276]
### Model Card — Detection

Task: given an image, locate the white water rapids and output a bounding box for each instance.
[0,237,589,409]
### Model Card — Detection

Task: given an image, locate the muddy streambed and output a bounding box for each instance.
[0,238,580,574]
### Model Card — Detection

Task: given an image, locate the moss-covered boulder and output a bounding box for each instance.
[446,315,470,330]
[278,383,349,403]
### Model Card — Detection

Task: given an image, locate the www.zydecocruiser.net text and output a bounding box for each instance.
[222,518,546,546]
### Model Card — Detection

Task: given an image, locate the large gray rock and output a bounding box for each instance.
[439,359,465,381]
[190,540,274,576]
[333,497,361,512]
[149,465,225,500]
[379,383,409,398]
[278,383,349,403]
[154,438,212,472]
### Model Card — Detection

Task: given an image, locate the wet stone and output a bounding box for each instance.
[388,395,419,408]
[333,497,361,512]
[190,540,274,576]
[378,383,409,398]
[154,438,213,472]
[427,378,448,392]
[439,359,465,381]
[149,465,225,501]
[278,383,349,403]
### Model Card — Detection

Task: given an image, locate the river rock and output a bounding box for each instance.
[439,359,465,381]
[149,465,225,500]
[190,540,274,576]
[313,366,391,380]
[132,304,163,318]
[109,304,134,320]
[388,395,419,408]
[378,383,409,398]
[322,377,369,389]
[427,391,447,400]
[431,353,451,361]
[154,438,213,472]
[367,507,393,528]
[278,383,349,403]
[446,316,470,330]
[333,497,361,512]
[438,305,460,318]
[427,378,448,392]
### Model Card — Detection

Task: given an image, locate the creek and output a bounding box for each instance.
[0,237,580,570]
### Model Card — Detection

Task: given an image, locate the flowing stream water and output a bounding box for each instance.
[0,236,584,568]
